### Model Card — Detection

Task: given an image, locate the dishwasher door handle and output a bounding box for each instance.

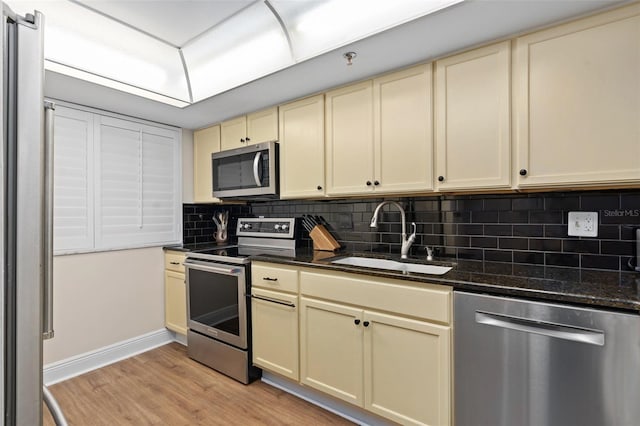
[475,311,605,346]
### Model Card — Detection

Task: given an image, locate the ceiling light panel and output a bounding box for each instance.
[271,0,465,61]
[182,1,293,103]
[7,0,190,103]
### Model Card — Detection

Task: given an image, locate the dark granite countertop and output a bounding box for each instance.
[164,244,640,312]
[250,248,640,313]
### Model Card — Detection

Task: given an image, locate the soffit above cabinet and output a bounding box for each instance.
[6,0,631,128]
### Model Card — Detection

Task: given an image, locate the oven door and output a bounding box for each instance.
[184,259,248,349]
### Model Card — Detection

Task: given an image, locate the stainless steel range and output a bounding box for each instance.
[184,217,297,384]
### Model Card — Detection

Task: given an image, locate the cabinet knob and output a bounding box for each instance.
[519,169,528,176]
[363,321,370,327]
[366,181,372,186]
[438,176,445,182]
[374,180,380,186]
[246,137,251,142]
[317,185,322,190]
[354,319,361,325]
[240,138,245,143]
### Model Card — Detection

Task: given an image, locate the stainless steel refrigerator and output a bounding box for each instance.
[2,3,66,425]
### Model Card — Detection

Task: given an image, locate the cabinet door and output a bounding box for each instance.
[364,311,451,426]
[165,270,187,335]
[514,4,640,188]
[251,288,299,380]
[325,81,374,196]
[193,125,221,203]
[374,64,434,193]
[279,95,326,198]
[300,297,364,406]
[435,42,511,190]
[220,115,247,151]
[247,107,279,144]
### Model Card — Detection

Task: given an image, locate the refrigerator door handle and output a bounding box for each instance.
[43,100,55,340]
[43,385,68,426]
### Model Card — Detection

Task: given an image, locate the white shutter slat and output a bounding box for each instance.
[53,106,94,253]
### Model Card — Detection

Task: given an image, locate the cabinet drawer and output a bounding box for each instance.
[252,262,299,293]
[300,269,451,324]
[164,251,186,273]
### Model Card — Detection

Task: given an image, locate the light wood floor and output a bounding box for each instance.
[43,343,354,425]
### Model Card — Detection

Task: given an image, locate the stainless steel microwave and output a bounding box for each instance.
[212,141,279,199]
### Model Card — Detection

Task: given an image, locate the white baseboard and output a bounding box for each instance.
[261,372,392,426]
[44,328,176,385]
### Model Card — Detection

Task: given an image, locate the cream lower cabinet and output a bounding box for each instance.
[251,288,299,380]
[513,3,640,188]
[164,251,187,335]
[251,262,300,381]
[300,269,452,426]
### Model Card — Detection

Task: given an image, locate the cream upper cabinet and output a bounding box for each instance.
[514,3,640,188]
[279,95,326,198]
[193,125,221,203]
[325,65,433,196]
[247,107,279,143]
[373,64,433,194]
[325,81,374,195]
[164,251,187,336]
[220,107,279,151]
[435,41,511,191]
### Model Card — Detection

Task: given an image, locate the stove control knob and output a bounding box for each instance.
[242,223,252,230]
[281,224,289,231]
[274,224,281,230]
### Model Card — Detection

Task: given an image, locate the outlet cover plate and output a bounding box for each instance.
[568,211,598,237]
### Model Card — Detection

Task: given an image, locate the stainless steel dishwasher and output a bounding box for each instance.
[454,291,640,426]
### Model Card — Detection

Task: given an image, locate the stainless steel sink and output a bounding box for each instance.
[330,256,452,275]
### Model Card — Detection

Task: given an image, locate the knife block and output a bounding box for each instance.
[309,225,341,251]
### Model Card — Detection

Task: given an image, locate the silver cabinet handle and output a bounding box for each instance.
[253,151,262,187]
[475,311,605,346]
[169,261,181,265]
[251,294,295,308]
[43,101,55,340]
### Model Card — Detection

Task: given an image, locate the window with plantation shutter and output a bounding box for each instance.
[53,104,181,254]
[95,116,180,249]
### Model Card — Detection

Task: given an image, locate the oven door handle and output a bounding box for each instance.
[184,260,244,276]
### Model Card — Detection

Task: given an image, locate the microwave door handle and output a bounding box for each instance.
[253,152,263,187]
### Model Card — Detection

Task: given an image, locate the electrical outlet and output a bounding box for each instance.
[568,211,598,237]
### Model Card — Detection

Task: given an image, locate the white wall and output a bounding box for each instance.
[182,128,194,203]
[44,247,165,364]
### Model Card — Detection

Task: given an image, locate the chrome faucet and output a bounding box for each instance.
[370,201,416,259]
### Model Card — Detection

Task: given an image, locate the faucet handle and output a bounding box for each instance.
[410,222,417,237]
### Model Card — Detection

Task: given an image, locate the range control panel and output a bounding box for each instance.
[236,217,296,239]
